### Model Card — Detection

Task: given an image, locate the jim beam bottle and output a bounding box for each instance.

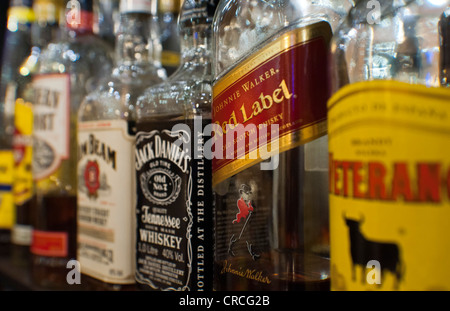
[0,0,34,256]
[328,0,450,290]
[211,0,352,290]
[11,0,63,267]
[134,0,218,291]
[77,0,166,291]
[31,0,113,289]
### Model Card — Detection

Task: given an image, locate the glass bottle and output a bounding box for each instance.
[30,0,113,289]
[212,0,352,290]
[328,0,450,291]
[134,0,218,291]
[94,0,119,47]
[158,0,181,76]
[0,0,34,256]
[77,0,166,291]
[11,0,63,268]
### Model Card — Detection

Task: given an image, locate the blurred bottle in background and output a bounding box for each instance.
[94,0,119,47]
[158,0,180,76]
[30,0,113,289]
[0,0,34,256]
[10,0,64,268]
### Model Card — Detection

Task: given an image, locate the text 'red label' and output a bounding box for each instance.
[212,21,332,186]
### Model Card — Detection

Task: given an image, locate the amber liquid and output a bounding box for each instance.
[213,143,330,291]
[31,194,78,290]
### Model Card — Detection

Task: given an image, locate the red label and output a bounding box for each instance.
[212,22,332,186]
[84,160,100,198]
[31,230,68,257]
[66,10,94,32]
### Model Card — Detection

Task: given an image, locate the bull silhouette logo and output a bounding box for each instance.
[344,214,404,289]
[228,184,260,260]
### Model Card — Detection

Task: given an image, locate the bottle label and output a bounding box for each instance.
[212,21,332,186]
[30,230,68,257]
[0,151,14,229]
[32,74,70,181]
[77,120,135,284]
[135,119,213,290]
[328,80,450,290]
[13,98,34,205]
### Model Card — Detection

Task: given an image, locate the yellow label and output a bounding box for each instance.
[328,80,450,291]
[161,50,181,67]
[0,151,15,229]
[13,99,34,205]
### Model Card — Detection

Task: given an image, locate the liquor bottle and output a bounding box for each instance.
[328,0,450,290]
[11,0,63,267]
[94,0,119,47]
[134,0,218,291]
[211,0,352,290]
[0,0,34,256]
[158,0,180,76]
[77,0,166,291]
[30,0,113,289]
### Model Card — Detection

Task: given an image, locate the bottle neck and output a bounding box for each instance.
[115,12,161,68]
[179,24,212,68]
[32,0,62,48]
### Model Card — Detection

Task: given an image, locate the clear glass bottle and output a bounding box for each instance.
[134,0,218,291]
[158,0,181,76]
[0,0,34,256]
[94,0,119,47]
[77,0,166,291]
[30,0,113,289]
[11,0,63,268]
[328,0,450,291]
[212,0,352,290]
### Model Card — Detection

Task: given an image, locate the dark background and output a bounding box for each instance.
[0,0,10,75]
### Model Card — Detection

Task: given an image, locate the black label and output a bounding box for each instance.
[135,118,213,291]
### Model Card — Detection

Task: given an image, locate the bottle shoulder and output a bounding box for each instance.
[78,70,166,122]
[213,0,352,80]
[136,64,212,120]
[37,34,114,74]
[330,0,450,89]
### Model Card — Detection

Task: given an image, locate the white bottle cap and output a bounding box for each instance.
[120,0,153,13]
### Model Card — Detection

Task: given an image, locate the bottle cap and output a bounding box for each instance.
[120,0,153,13]
[179,0,220,26]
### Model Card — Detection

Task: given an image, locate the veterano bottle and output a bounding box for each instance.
[328,0,450,290]
[134,0,218,291]
[212,0,352,290]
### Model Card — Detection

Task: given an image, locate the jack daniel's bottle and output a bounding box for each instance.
[77,0,166,291]
[31,0,113,289]
[134,0,218,291]
[211,0,352,290]
[328,0,450,291]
